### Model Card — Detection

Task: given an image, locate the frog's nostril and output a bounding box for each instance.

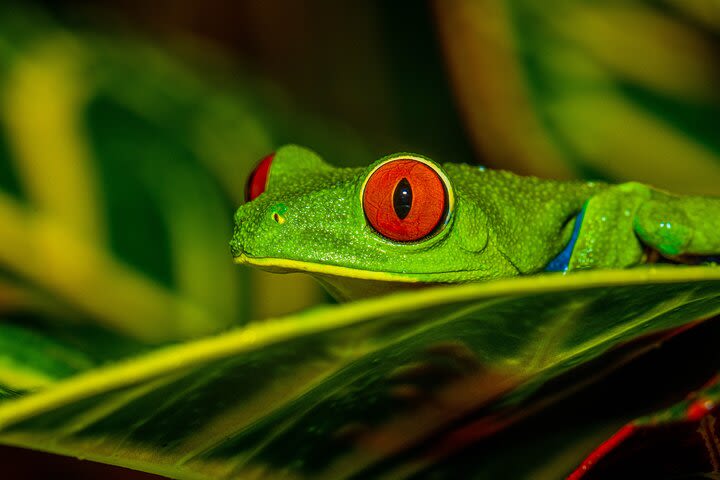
[272,212,286,224]
[269,202,288,225]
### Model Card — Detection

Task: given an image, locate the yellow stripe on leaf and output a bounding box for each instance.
[551,3,720,102]
[0,190,215,342]
[2,36,106,244]
[0,362,56,392]
[433,0,575,179]
[548,91,720,195]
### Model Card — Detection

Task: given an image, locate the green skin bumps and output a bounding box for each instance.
[231,145,720,300]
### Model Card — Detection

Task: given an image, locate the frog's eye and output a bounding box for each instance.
[245,153,275,202]
[362,158,449,242]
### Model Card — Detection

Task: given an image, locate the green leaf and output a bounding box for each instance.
[0,267,718,479]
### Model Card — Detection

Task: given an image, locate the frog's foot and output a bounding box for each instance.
[567,183,720,271]
[567,182,649,271]
[634,194,720,259]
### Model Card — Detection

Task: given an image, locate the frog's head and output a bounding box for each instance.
[231,145,517,300]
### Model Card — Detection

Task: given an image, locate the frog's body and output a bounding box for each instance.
[231,145,720,299]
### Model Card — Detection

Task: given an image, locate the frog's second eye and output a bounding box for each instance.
[363,158,448,242]
[245,153,275,202]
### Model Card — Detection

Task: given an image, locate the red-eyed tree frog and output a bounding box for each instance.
[230,145,720,300]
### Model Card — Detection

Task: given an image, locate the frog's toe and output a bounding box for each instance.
[634,201,692,257]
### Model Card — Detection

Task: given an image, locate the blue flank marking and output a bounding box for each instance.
[545,205,587,273]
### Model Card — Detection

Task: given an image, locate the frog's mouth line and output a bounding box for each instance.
[233,254,422,283]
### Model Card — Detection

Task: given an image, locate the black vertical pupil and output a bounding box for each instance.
[393,178,412,220]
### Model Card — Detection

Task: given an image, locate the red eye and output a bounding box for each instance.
[245,153,275,202]
[363,158,448,242]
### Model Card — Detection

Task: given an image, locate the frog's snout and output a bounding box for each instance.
[229,226,245,258]
[230,202,289,259]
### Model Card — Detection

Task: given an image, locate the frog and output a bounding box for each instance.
[230,145,720,300]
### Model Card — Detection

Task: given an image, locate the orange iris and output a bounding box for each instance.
[363,159,447,242]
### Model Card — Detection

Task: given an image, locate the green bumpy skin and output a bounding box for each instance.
[231,145,720,300]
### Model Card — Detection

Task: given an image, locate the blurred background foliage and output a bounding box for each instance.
[436,0,720,191]
[1,0,719,338]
